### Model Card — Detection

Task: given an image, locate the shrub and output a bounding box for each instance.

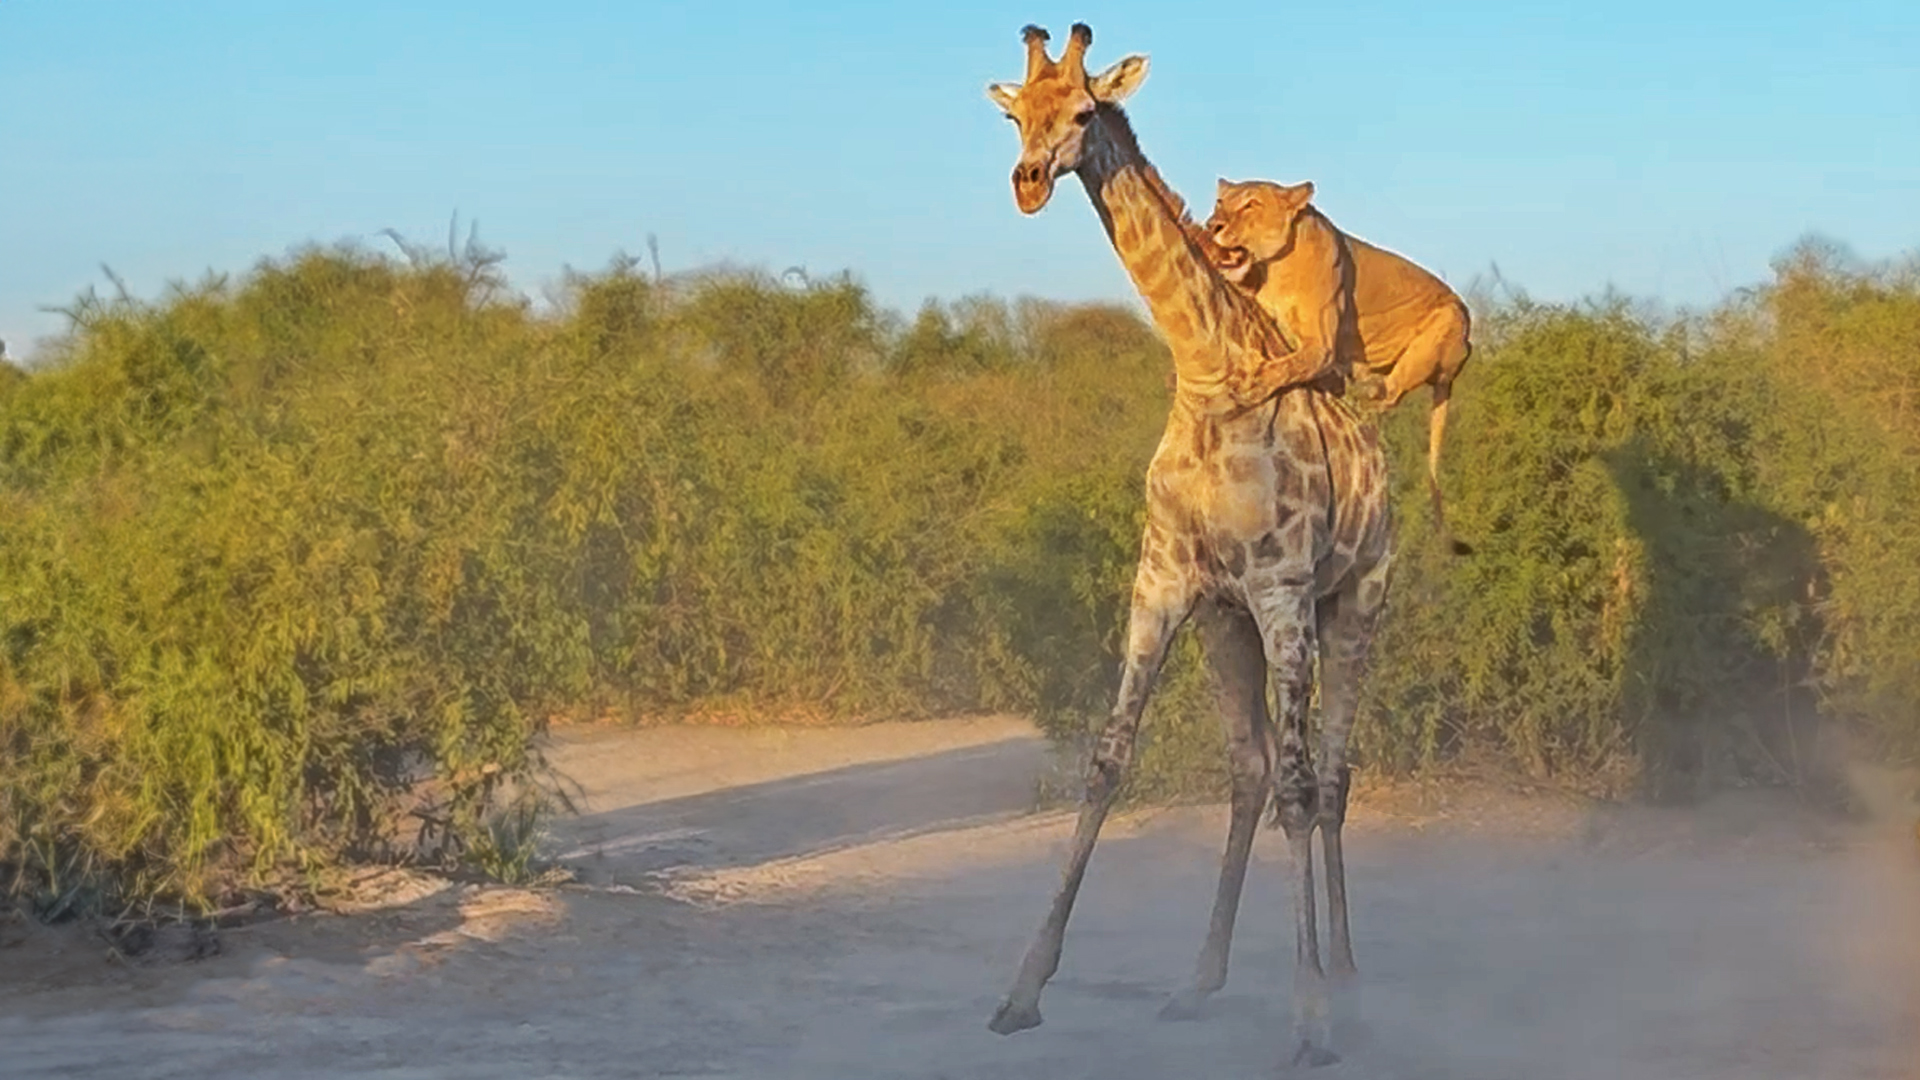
[5,235,1917,910]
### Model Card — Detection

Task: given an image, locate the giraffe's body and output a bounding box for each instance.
[984,24,1394,1069]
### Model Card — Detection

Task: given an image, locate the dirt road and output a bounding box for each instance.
[4,715,1918,1078]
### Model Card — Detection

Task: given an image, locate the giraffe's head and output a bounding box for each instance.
[985,23,1149,214]
[1206,179,1318,285]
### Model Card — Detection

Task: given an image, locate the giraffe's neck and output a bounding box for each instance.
[1074,108,1296,399]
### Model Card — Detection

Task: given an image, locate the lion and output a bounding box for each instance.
[1203,178,1474,554]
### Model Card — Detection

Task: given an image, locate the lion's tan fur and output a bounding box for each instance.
[1203,179,1474,550]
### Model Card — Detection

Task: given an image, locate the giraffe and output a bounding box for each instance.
[983,23,1395,1069]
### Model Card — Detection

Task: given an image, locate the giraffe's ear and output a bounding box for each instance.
[1088,54,1149,103]
[986,82,1022,113]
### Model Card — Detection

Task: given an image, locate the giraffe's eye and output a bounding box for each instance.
[1073,106,1095,125]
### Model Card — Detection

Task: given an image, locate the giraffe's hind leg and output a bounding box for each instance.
[1160,599,1275,1022]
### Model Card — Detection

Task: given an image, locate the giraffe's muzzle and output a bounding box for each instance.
[1012,161,1055,214]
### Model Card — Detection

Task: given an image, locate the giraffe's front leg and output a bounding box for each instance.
[1250,576,1339,1069]
[1312,556,1393,1059]
[989,557,1196,1036]
[1316,557,1391,981]
[1276,729,1339,1070]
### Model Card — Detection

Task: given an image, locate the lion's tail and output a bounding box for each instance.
[1428,376,1474,557]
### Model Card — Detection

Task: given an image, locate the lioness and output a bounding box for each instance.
[1204,178,1473,553]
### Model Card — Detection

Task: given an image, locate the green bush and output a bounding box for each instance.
[1354,297,1819,795]
[4,234,1918,911]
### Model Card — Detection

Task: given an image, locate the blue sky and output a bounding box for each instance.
[3,1,1916,360]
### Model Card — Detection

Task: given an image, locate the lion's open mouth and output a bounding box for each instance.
[1215,246,1251,273]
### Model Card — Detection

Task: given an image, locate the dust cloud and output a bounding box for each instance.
[4,716,1916,1079]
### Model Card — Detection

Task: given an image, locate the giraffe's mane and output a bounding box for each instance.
[1093,104,1227,263]
[1091,103,1299,356]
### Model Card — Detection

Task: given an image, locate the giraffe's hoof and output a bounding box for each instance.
[988,998,1043,1035]
[1287,1039,1341,1069]
[1157,989,1210,1021]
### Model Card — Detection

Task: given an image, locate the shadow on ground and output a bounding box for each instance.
[549,737,1051,883]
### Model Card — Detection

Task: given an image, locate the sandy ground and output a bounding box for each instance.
[4,713,1919,1079]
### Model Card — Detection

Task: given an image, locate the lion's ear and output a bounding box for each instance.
[1282,181,1316,209]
